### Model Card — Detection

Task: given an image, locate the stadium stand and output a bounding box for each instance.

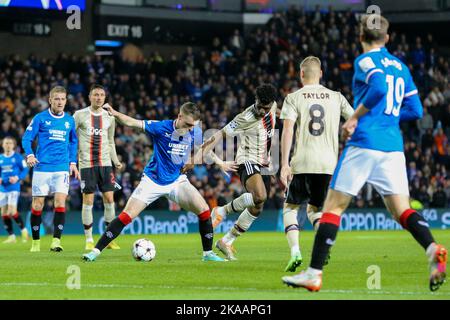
[0,6,448,212]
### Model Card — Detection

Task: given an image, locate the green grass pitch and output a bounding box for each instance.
[0,230,449,300]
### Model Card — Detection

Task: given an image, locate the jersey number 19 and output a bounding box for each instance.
[384,75,405,117]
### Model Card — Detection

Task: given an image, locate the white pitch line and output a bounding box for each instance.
[0,282,449,297]
[0,282,144,289]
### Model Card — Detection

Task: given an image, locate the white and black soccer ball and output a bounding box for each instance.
[132,239,156,262]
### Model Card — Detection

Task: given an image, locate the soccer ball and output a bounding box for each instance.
[132,239,156,262]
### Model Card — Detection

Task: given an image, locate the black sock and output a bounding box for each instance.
[199,217,214,251]
[2,216,13,235]
[53,208,66,239]
[13,213,25,229]
[310,213,341,270]
[400,209,435,250]
[30,209,42,240]
[96,213,130,251]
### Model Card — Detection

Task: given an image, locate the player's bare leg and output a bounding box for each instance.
[219,174,267,260]
[384,194,447,291]
[103,192,120,250]
[176,181,225,262]
[83,197,146,262]
[2,205,16,244]
[81,193,95,249]
[30,196,45,252]
[49,192,68,252]
[283,189,352,291]
[8,205,28,242]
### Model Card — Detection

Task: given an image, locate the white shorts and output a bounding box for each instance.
[0,191,20,207]
[330,146,409,197]
[32,171,70,197]
[130,174,189,206]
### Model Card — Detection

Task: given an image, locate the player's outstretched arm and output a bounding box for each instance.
[103,103,143,130]
[199,129,226,161]
[189,129,238,176]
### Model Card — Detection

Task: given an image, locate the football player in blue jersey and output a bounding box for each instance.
[83,102,233,262]
[282,15,447,292]
[0,136,29,243]
[22,86,79,252]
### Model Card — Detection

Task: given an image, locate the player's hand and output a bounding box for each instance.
[26,155,39,168]
[103,103,118,117]
[342,117,358,141]
[280,166,293,191]
[70,163,81,180]
[0,178,2,185]
[181,163,194,174]
[9,176,19,184]
[219,161,239,178]
[115,162,123,170]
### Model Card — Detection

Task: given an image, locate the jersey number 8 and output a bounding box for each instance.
[308,104,325,136]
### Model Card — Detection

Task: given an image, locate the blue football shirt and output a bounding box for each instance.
[142,120,203,185]
[22,109,78,172]
[0,152,28,192]
[348,47,423,152]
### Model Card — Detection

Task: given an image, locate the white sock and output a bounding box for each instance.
[104,202,115,224]
[82,204,94,242]
[222,228,239,245]
[307,267,322,275]
[235,209,257,230]
[426,242,436,258]
[92,248,101,255]
[223,209,257,245]
[224,193,255,214]
[291,244,300,257]
[286,229,300,257]
[203,250,213,256]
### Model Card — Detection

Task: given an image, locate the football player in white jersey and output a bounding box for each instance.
[280,56,354,272]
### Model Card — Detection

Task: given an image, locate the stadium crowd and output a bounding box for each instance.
[0,6,449,213]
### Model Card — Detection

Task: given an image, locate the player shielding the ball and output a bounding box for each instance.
[83,102,226,262]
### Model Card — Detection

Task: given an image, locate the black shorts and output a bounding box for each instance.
[286,174,332,208]
[237,162,271,193]
[80,166,116,193]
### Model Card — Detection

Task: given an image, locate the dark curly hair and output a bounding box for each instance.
[256,83,277,105]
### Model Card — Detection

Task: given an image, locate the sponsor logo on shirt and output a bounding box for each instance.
[381,57,402,70]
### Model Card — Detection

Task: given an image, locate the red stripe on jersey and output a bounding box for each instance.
[90,114,94,167]
[98,114,103,166]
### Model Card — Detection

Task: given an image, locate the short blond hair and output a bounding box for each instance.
[360,15,389,44]
[49,86,67,98]
[300,56,321,79]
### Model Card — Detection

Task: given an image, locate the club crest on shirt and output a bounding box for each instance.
[65,122,70,129]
